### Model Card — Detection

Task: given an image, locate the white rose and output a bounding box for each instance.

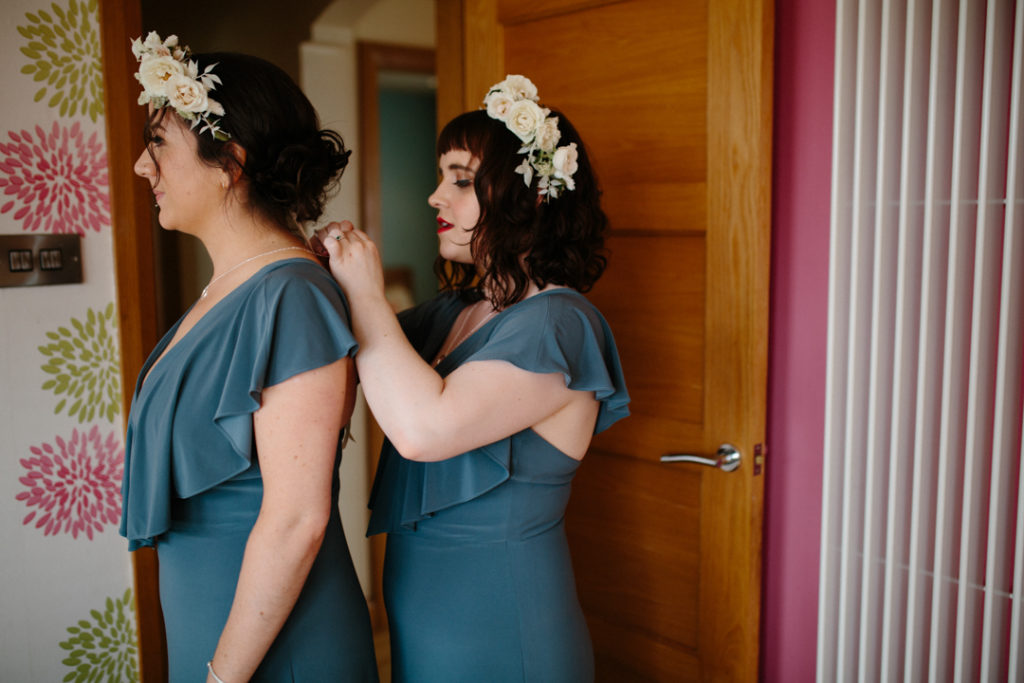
[506,100,546,142]
[535,116,561,151]
[166,74,209,113]
[552,142,579,188]
[502,75,538,102]
[485,91,515,120]
[137,55,184,98]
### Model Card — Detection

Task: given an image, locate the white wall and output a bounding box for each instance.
[301,0,436,596]
[0,1,136,680]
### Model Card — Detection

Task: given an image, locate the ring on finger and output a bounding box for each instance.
[334,234,343,241]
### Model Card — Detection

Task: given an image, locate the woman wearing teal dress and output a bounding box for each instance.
[118,34,377,682]
[320,75,629,682]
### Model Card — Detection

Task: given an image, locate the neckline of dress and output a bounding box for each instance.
[432,286,577,371]
[137,257,315,395]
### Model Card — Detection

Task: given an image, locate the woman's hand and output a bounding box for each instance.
[315,221,386,304]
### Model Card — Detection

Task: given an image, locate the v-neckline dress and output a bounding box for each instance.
[120,259,378,682]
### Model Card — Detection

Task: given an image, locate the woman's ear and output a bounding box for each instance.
[224,141,247,185]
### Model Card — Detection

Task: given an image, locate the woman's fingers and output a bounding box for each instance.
[313,221,385,300]
[314,223,351,259]
[317,222,372,256]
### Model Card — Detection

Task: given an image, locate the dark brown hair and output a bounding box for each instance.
[143,52,350,235]
[434,109,608,308]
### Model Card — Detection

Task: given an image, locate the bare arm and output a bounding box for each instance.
[319,223,594,462]
[206,357,354,682]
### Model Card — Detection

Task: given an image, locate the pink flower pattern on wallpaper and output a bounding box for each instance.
[0,121,109,234]
[16,426,123,540]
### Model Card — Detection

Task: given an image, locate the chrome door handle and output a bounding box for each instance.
[660,444,741,472]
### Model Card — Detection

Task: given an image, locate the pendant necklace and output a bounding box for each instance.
[432,302,498,367]
[201,246,310,299]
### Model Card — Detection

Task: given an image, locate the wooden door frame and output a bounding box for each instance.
[701,2,772,677]
[356,42,436,243]
[98,0,167,681]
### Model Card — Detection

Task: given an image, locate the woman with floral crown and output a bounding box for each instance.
[318,75,630,682]
[118,33,377,682]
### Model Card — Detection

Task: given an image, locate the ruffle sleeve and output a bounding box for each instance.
[463,291,630,433]
[212,269,358,464]
[367,289,629,534]
[120,262,356,550]
[367,436,512,535]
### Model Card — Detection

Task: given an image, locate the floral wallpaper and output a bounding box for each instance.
[0,0,136,680]
[18,0,105,121]
[17,425,124,540]
[59,589,139,682]
[0,122,111,234]
[39,303,121,423]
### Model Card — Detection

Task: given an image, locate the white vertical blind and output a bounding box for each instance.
[858,1,905,680]
[996,4,1024,680]
[818,1,1024,681]
[818,0,863,675]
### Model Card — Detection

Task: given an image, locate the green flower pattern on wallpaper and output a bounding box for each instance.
[39,303,121,423]
[18,0,103,122]
[59,588,139,682]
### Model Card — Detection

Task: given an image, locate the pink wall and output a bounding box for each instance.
[762,0,836,681]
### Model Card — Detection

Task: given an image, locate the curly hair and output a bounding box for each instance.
[143,52,350,236]
[434,109,608,309]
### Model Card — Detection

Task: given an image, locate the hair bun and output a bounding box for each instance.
[247,130,350,226]
[187,52,352,235]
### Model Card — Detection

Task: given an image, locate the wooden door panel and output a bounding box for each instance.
[586,611,701,683]
[588,233,705,426]
[501,0,707,234]
[497,0,621,25]
[569,449,701,681]
[568,450,701,639]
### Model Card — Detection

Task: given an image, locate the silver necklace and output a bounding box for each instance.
[201,246,310,299]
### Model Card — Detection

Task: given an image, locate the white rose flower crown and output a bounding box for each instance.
[131,32,229,141]
[483,75,578,202]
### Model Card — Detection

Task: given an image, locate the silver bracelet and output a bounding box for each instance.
[206,661,228,683]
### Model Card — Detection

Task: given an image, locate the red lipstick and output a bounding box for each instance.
[436,217,454,233]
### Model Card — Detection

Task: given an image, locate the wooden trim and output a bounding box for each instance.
[435,0,465,130]
[496,0,621,26]
[357,42,436,246]
[98,0,166,681]
[701,0,773,679]
[462,0,503,108]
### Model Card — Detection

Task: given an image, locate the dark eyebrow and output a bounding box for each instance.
[444,163,476,173]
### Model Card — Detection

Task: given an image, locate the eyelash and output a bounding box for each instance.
[455,179,472,188]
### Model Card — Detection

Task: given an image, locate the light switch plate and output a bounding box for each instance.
[0,234,83,287]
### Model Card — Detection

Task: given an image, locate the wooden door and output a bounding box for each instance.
[436,0,773,679]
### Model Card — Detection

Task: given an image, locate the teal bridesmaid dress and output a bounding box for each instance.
[369,289,630,682]
[120,259,378,682]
